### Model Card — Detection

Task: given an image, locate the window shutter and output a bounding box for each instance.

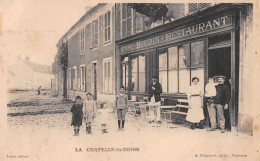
[189,3,198,13]
[199,3,211,10]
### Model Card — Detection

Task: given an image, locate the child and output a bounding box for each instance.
[99,105,109,134]
[205,77,219,104]
[70,96,83,136]
[83,93,96,134]
[115,87,128,131]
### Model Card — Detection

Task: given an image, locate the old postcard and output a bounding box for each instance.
[0,0,259,161]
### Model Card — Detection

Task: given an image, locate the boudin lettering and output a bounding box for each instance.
[120,15,232,53]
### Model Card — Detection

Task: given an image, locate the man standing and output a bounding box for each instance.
[148,76,162,123]
[207,76,230,133]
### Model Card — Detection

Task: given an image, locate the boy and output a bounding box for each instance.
[83,93,96,134]
[115,87,128,131]
[70,96,83,136]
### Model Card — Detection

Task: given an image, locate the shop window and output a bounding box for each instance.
[121,56,129,90]
[158,40,205,94]
[122,4,132,38]
[130,54,146,92]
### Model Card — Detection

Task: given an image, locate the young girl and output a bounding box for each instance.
[83,93,96,134]
[99,103,109,134]
[70,96,83,136]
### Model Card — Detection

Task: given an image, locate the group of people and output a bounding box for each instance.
[70,87,128,136]
[143,75,231,133]
[70,75,231,136]
[186,76,231,133]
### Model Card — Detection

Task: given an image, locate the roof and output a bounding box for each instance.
[24,61,52,74]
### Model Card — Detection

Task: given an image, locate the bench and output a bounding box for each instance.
[160,99,189,127]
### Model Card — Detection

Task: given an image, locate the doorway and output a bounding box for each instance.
[208,47,231,130]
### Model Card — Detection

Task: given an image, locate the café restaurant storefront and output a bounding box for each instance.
[115,4,253,133]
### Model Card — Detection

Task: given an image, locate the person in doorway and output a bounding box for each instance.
[115,87,128,131]
[186,77,204,129]
[207,76,230,133]
[83,93,96,134]
[38,86,41,95]
[205,77,219,112]
[70,96,83,136]
[148,76,162,123]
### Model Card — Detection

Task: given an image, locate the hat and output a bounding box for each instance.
[152,75,158,79]
[213,75,226,80]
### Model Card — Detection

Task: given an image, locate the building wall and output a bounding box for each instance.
[66,4,116,104]
[238,4,253,134]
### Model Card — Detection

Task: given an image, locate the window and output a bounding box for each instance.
[71,67,77,90]
[67,69,71,90]
[92,19,99,48]
[158,40,205,94]
[135,12,143,33]
[121,56,129,90]
[80,28,85,52]
[188,3,211,14]
[104,11,111,42]
[121,4,132,38]
[103,58,112,94]
[77,67,80,90]
[80,65,86,91]
[130,53,146,92]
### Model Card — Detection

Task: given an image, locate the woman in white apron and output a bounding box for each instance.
[186,77,204,129]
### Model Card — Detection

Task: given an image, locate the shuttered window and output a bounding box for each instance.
[80,29,85,52]
[104,11,111,42]
[92,19,99,48]
[103,58,112,94]
[189,3,211,14]
[121,4,132,38]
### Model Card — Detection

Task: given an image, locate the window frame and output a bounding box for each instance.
[103,57,112,94]
[92,19,99,49]
[104,10,112,44]
[80,28,85,53]
[121,4,133,38]
[130,53,146,93]
[157,39,205,94]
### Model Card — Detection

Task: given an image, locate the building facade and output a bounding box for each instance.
[55,3,253,134]
[115,3,253,134]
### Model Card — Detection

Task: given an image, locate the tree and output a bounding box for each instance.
[57,39,68,99]
[127,3,168,25]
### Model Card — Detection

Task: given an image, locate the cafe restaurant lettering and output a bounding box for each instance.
[120,15,232,53]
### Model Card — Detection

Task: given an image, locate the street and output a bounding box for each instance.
[3,91,255,161]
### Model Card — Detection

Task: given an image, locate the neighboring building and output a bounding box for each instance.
[7,57,54,90]
[115,3,253,134]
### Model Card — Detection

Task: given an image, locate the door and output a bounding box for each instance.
[93,63,97,100]
[208,47,231,130]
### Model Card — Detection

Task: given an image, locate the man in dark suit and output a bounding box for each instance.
[148,76,162,123]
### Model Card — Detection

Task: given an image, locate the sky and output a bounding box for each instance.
[0,0,97,66]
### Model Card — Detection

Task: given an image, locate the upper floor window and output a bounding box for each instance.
[104,11,111,43]
[92,19,99,48]
[189,3,211,14]
[121,4,132,38]
[80,29,85,52]
[135,12,144,33]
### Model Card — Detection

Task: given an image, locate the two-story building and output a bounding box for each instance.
[115,3,253,134]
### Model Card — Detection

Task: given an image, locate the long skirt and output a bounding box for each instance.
[186,96,204,123]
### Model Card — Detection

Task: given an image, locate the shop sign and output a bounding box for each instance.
[120,14,232,53]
